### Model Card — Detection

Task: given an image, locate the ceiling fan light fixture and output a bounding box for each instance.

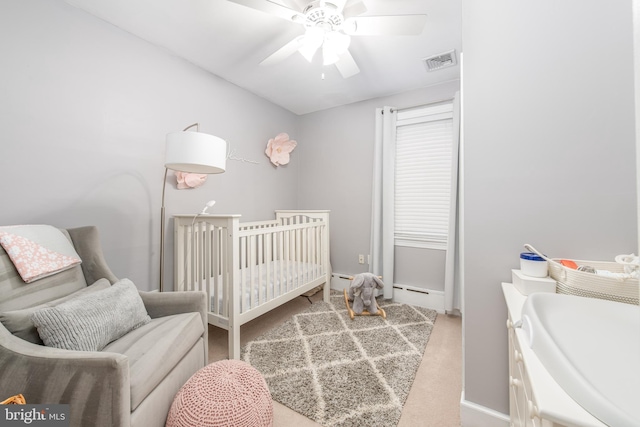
[342,18,357,35]
[321,31,350,65]
[322,44,340,65]
[299,27,324,62]
[324,31,350,53]
[299,43,319,62]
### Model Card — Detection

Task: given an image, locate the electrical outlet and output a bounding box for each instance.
[358,254,365,264]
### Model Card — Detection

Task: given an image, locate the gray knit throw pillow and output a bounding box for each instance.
[31,278,150,351]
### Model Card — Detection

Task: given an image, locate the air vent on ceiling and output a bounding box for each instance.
[423,50,457,71]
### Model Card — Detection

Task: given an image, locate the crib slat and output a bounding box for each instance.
[222,227,229,317]
[311,225,316,280]
[266,233,272,302]
[315,225,320,279]
[311,226,315,281]
[178,223,185,291]
[253,235,257,309]
[241,236,247,313]
[212,226,217,315]
[301,227,305,286]
[197,222,203,291]
[190,224,196,291]
[218,227,224,316]
[316,225,320,278]
[258,234,263,306]
[197,222,201,291]
[174,219,183,291]
[290,228,295,290]
[183,225,189,290]
[204,223,210,301]
[281,230,286,295]
[198,223,202,290]
[278,230,283,298]
[291,229,296,291]
[306,226,311,284]
[192,223,197,291]
[296,228,301,288]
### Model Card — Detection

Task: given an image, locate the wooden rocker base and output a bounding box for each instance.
[1,394,26,405]
[343,289,387,320]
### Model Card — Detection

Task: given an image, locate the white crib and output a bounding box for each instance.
[173,210,331,359]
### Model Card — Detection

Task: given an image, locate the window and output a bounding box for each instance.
[394,102,454,250]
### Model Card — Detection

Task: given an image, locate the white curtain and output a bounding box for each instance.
[370,106,397,299]
[444,91,461,312]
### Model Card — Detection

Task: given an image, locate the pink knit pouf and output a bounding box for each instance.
[165,360,273,427]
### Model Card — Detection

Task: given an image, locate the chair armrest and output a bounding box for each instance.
[139,290,208,363]
[139,291,207,324]
[0,326,130,427]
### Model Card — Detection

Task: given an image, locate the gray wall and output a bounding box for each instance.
[394,246,445,290]
[0,0,298,291]
[462,0,637,415]
[296,81,460,282]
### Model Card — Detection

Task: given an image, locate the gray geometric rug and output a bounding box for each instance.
[241,291,438,427]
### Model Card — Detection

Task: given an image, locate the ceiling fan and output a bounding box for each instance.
[226,0,427,78]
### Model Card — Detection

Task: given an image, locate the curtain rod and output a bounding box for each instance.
[381,96,455,114]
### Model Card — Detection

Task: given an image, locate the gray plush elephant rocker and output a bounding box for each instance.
[346,273,385,318]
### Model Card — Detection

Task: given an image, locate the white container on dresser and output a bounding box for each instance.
[502,283,607,427]
[511,269,556,295]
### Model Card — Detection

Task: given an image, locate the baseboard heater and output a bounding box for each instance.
[393,285,430,295]
[393,283,445,313]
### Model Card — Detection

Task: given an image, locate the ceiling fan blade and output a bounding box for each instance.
[343,15,427,36]
[260,36,304,66]
[328,0,348,12]
[335,49,360,78]
[226,0,302,22]
[278,0,308,12]
[342,0,367,19]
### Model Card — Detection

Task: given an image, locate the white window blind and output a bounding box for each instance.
[394,102,454,249]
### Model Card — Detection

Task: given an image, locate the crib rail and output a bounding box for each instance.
[239,220,280,231]
[174,211,330,319]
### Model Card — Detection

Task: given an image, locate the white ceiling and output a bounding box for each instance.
[65,0,461,115]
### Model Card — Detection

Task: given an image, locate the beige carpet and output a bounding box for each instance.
[208,292,462,427]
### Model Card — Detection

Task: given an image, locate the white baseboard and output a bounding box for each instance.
[331,274,446,313]
[460,392,510,427]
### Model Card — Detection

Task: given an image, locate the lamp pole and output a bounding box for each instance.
[160,167,169,292]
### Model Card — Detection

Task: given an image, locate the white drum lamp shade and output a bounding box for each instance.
[165,131,227,173]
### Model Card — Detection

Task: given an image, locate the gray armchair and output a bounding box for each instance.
[0,226,207,427]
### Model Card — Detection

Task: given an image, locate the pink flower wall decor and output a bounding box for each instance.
[265,133,297,166]
[175,171,207,189]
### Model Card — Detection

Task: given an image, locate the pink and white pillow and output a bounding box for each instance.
[0,225,81,283]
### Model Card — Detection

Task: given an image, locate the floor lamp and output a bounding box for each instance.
[160,123,227,292]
